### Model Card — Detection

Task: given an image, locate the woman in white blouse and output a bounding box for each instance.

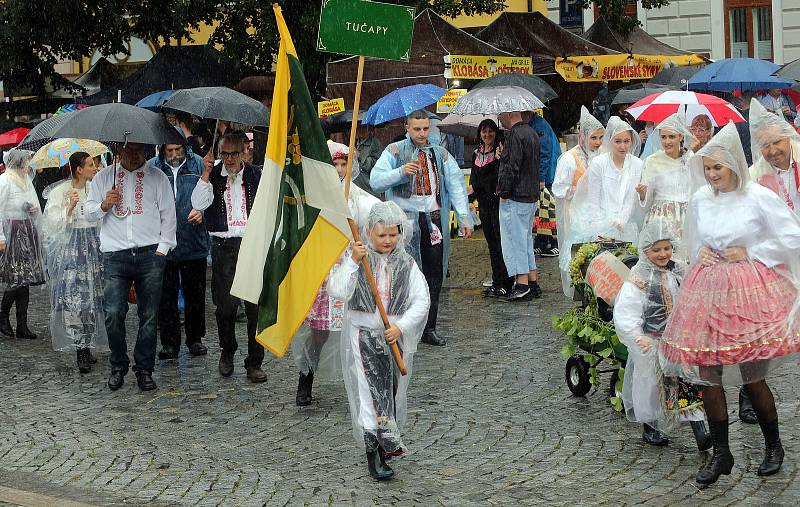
[659,123,800,485]
[570,116,643,244]
[0,149,45,340]
[42,152,108,372]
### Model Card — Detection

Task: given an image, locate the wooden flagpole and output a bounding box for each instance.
[343,56,407,376]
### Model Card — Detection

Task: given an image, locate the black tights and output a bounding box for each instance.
[1,286,30,315]
[700,362,777,423]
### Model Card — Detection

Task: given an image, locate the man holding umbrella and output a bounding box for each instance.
[85,142,177,392]
[371,109,473,346]
[191,132,267,382]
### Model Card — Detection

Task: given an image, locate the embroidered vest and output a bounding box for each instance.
[205,163,262,233]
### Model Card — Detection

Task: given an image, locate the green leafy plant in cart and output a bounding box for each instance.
[552,242,637,411]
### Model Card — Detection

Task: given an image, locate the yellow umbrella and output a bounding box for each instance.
[30,138,110,170]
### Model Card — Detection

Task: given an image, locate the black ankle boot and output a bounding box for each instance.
[364,432,394,481]
[757,418,784,476]
[696,420,734,485]
[296,371,314,406]
[15,313,37,340]
[690,421,712,452]
[738,387,758,424]
[642,423,669,446]
[76,348,91,374]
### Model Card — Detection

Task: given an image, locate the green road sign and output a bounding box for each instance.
[317,0,415,61]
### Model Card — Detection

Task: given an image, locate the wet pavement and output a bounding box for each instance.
[1,238,799,506]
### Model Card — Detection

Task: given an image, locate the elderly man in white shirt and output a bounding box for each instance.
[86,142,177,392]
[191,132,267,383]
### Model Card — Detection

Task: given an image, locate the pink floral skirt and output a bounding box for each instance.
[660,260,800,366]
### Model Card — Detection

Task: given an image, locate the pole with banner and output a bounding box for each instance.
[317,0,415,375]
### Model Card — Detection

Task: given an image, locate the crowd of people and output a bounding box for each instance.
[2,85,800,485]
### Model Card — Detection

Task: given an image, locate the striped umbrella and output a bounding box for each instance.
[54,104,89,115]
[626,91,744,126]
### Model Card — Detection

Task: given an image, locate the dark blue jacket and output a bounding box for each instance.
[529,114,562,186]
[149,146,209,261]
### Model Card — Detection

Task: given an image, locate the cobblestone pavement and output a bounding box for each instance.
[1,238,800,506]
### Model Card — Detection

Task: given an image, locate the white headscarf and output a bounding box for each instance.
[748,97,800,162]
[603,116,641,157]
[650,113,695,156]
[688,121,750,194]
[579,106,605,160]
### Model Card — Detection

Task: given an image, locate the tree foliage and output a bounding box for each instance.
[574,0,671,35]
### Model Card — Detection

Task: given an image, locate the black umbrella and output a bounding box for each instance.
[649,65,703,89]
[321,109,364,129]
[473,73,558,103]
[775,58,800,81]
[50,103,183,145]
[611,83,672,106]
[17,113,75,151]
[162,86,269,126]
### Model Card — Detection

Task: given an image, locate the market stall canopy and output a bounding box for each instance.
[475,11,618,75]
[583,16,696,56]
[81,45,242,105]
[326,9,511,111]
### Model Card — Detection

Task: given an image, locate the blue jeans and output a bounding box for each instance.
[103,245,166,373]
[499,199,538,277]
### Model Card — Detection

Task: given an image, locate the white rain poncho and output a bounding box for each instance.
[0,150,46,289]
[614,218,703,431]
[637,114,695,261]
[748,98,800,211]
[290,140,379,376]
[41,179,108,352]
[553,106,605,297]
[659,122,800,386]
[327,201,430,454]
[567,116,644,252]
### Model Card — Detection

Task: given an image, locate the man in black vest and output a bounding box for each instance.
[191,132,267,383]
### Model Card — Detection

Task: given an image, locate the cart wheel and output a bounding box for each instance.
[609,369,622,398]
[565,355,591,397]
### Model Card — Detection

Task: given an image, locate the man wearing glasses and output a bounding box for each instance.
[191,132,267,383]
[85,142,177,392]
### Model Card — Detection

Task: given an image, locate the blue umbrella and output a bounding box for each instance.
[688,58,795,92]
[136,89,178,111]
[363,84,447,125]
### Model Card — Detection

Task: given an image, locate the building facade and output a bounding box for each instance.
[547,0,800,63]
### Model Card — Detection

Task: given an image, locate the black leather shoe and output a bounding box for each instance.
[246,366,268,383]
[420,329,446,346]
[738,388,758,424]
[135,371,157,391]
[296,371,314,406]
[364,433,394,481]
[188,342,208,356]
[107,368,127,391]
[697,420,734,485]
[642,424,669,446]
[757,418,784,476]
[158,346,179,360]
[530,281,543,299]
[16,316,37,340]
[219,351,234,377]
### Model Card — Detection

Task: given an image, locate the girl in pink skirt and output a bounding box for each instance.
[659,122,800,486]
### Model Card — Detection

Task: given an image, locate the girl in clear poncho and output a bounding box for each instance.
[635,114,695,261]
[569,116,644,245]
[292,141,380,406]
[328,201,430,481]
[613,218,710,451]
[553,106,605,297]
[659,122,800,485]
[0,149,46,340]
[41,152,108,372]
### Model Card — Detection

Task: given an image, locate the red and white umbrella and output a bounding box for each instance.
[626,90,745,126]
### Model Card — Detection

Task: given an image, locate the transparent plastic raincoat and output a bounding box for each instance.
[327,201,430,454]
[659,122,800,386]
[553,106,605,297]
[637,114,695,261]
[614,218,704,431]
[0,150,46,289]
[568,116,644,246]
[291,142,380,375]
[748,98,800,212]
[41,179,108,352]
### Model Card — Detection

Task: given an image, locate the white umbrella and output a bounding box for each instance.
[438,113,498,138]
[450,86,545,116]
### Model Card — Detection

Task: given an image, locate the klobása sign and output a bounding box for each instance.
[555,54,706,82]
[436,89,467,113]
[318,98,345,118]
[444,55,533,80]
[317,0,415,61]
